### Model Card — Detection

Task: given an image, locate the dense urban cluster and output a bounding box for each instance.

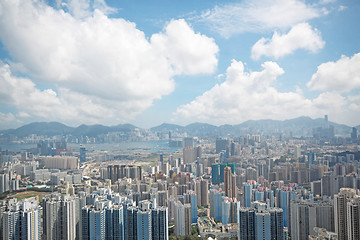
[0,116,360,239]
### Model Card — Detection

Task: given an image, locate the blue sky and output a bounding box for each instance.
[0,0,359,129]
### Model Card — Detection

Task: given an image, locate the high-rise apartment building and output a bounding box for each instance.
[224,166,236,199]
[239,206,284,240]
[347,196,360,240]
[334,188,357,240]
[200,178,209,207]
[43,194,77,240]
[1,198,41,240]
[174,201,191,236]
[137,209,152,240]
[151,207,168,240]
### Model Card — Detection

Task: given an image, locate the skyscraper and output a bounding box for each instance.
[210,188,223,221]
[43,194,77,240]
[255,211,271,240]
[200,178,209,207]
[239,206,284,240]
[2,198,41,240]
[185,191,197,223]
[126,206,138,240]
[89,208,106,240]
[174,201,191,236]
[216,138,230,154]
[239,208,255,240]
[211,164,220,185]
[80,145,86,162]
[106,205,124,240]
[347,196,360,240]
[334,188,357,240]
[269,208,284,240]
[224,166,236,198]
[151,207,168,240]
[137,209,152,240]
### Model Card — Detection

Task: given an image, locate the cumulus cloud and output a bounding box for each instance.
[175,60,311,124]
[0,112,22,130]
[307,53,360,92]
[0,0,218,126]
[251,23,325,60]
[151,19,219,75]
[196,0,323,37]
[174,60,360,126]
[0,61,167,125]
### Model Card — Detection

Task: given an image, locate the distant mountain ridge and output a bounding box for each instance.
[0,116,357,139]
[0,122,137,138]
[151,116,355,137]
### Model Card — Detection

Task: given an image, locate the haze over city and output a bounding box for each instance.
[0,0,360,130]
[2,1,360,239]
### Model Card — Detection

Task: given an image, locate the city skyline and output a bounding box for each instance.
[0,0,360,129]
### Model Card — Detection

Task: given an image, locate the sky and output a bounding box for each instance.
[0,0,360,129]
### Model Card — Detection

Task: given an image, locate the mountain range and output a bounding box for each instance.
[0,116,358,139]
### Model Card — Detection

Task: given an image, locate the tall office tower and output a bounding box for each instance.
[137,209,152,240]
[211,164,220,184]
[80,145,86,162]
[184,191,197,223]
[43,194,77,240]
[210,189,223,221]
[238,208,256,240]
[216,138,230,154]
[2,198,41,240]
[334,188,357,240]
[224,166,236,198]
[351,127,358,142]
[255,211,271,240]
[152,207,169,240]
[347,196,360,240]
[183,137,194,148]
[269,208,284,240]
[200,178,209,206]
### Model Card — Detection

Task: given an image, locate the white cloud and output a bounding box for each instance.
[58,0,117,19]
[151,19,219,75]
[307,53,360,92]
[196,0,323,37]
[338,5,347,12]
[0,0,218,126]
[0,112,22,130]
[251,23,325,60]
[0,62,157,125]
[174,60,360,126]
